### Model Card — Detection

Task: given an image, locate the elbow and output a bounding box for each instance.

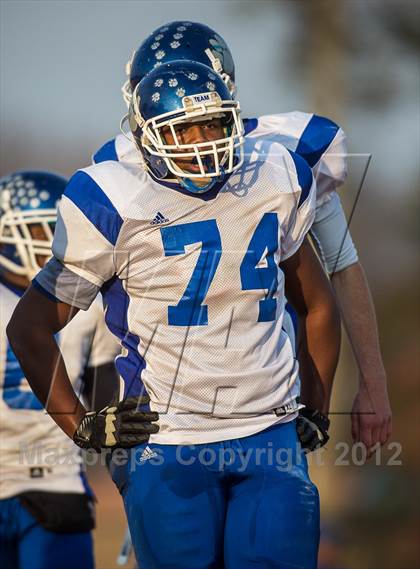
[6,315,27,359]
[308,293,341,334]
[6,302,38,359]
[327,297,341,348]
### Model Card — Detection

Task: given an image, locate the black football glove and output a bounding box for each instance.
[73,396,159,452]
[296,407,330,453]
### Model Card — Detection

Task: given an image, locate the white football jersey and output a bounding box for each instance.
[93,111,347,207]
[0,281,119,499]
[93,113,357,276]
[37,136,316,445]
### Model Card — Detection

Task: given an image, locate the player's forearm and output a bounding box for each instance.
[331,261,386,386]
[297,303,341,414]
[6,320,86,438]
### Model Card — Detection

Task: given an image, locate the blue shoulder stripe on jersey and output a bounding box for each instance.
[64,171,123,245]
[101,276,148,400]
[295,115,339,168]
[243,117,258,135]
[287,150,313,208]
[93,138,118,164]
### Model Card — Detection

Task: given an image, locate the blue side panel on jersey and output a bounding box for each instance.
[285,302,298,337]
[101,276,147,399]
[64,171,123,245]
[243,117,258,135]
[92,138,118,164]
[287,150,313,208]
[3,344,43,410]
[295,114,339,168]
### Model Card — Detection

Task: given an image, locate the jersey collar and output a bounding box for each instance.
[147,170,232,202]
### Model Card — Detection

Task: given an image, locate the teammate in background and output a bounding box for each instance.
[95,20,391,455]
[8,60,340,568]
[0,172,120,569]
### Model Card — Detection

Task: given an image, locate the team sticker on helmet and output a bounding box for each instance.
[183,92,220,105]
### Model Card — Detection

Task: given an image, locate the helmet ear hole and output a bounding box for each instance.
[149,156,169,178]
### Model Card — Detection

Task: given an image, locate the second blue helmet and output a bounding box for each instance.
[122,21,236,106]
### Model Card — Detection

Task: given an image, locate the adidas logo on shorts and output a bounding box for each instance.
[139,446,158,462]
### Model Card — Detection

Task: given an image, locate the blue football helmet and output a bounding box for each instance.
[128,60,244,194]
[0,171,67,279]
[122,21,235,106]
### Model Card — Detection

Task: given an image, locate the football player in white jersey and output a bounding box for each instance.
[8,60,340,568]
[95,20,391,456]
[0,171,121,569]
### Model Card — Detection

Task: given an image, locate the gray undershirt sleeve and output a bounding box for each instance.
[34,257,101,310]
[310,192,359,275]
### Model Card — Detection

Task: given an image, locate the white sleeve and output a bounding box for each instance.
[34,169,121,309]
[313,126,348,207]
[254,112,348,207]
[310,191,358,274]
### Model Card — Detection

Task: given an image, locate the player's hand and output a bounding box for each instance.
[351,377,392,458]
[73,396,159,452]
[296,407,330,453]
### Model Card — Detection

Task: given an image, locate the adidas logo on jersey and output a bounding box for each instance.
[139,446,158,462]
[150,211,169,225]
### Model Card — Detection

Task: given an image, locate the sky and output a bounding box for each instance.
[0,1,303,172]
[1,0,418,288]
[0,1,418,199]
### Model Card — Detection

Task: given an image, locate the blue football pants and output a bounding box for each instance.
[111,419,320,569]
[0,496,94,569]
